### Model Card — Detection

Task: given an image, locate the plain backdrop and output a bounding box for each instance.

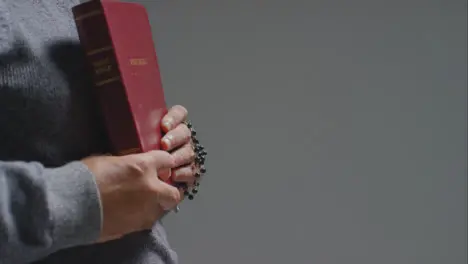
[129,0,466,263]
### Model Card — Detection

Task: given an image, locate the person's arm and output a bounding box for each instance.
[0,160,102,264]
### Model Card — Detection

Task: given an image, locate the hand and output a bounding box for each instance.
[81,150,181,243]
[160,105,197,187]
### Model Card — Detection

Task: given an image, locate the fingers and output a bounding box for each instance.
[170,144,197,187]
[157,168,172,182]
[144,150,176,169]
[129,150,176,171]
[172,164,195,184]
[171,143,196,167]
[161,123,191,151]
[161,105,188,132]
[152,180,182,210]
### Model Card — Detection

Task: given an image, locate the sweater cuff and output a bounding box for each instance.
[44,161,102,248]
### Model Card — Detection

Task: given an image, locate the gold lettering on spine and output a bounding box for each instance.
[89,56,120,87]
[95,65,112,75]
[92,57,110,67]
[92,57,112,75]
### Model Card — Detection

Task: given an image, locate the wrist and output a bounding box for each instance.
[44,161,102,248]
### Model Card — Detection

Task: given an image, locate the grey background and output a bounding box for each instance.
[133,0,467,263]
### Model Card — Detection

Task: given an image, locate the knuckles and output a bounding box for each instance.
[128,158,150,176]
[172,105,188,118]
[182,126,192,141]
[174,145,196,165]
[189,147,196,160]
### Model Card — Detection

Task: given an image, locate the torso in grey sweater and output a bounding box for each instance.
[0,0,178,263]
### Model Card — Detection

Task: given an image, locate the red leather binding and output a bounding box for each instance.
[73,0,167,156]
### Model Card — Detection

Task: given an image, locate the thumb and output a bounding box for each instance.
[153,181,181,210]
[138,150,175,170]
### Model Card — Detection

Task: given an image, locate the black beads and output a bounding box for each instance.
[194,144,203,153]
[199,166,206,174]
[178,120,207,201]
[175,182,188,190]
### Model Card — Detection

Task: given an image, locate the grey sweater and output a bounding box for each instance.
[0,0,178,263]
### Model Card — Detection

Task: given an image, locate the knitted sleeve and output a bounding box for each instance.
[0,161,102,264]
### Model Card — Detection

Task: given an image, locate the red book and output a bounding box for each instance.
[72,0,167,156]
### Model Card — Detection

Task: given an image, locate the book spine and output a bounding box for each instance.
[73,1,142,156]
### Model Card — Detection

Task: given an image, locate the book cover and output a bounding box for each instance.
[72,0,167,156]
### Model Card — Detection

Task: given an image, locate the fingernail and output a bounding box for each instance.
[163,118,173,130]
[173,169,181,178]
[162,134,173,149]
